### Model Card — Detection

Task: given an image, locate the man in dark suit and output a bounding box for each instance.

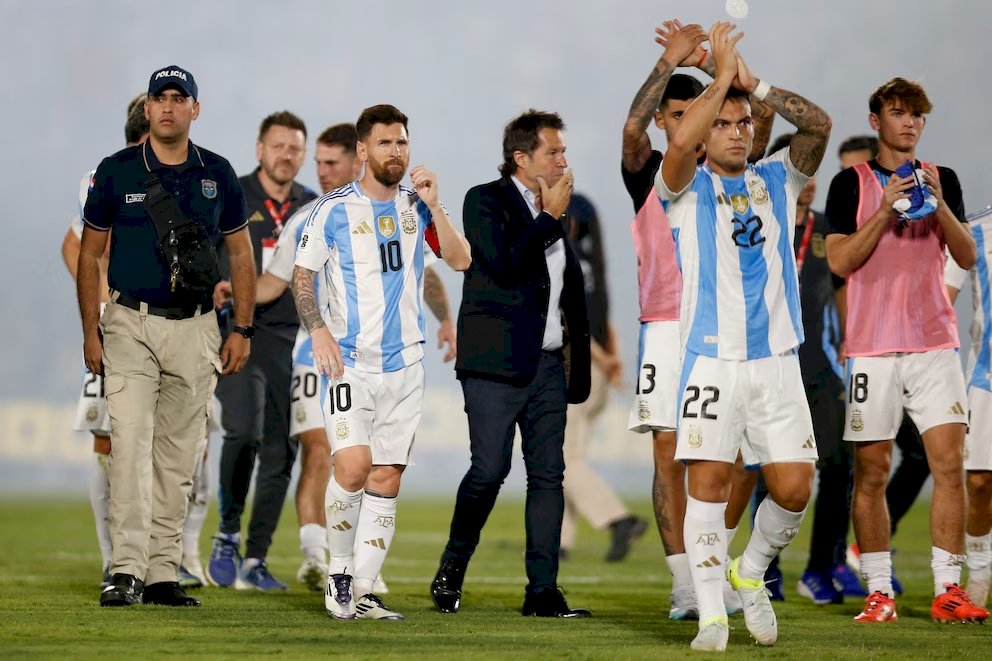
[430,110,592,618]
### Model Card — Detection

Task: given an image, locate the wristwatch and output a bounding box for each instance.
[232,325,255,339]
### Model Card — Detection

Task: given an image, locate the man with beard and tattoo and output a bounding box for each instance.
[622,18,773,620]
[207,111,318,591]
[659,23,832,650]
[292,104,471,620]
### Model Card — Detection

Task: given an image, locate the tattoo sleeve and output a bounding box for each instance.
[622,58,676,172]
[761,87,832,176]
[290,265,325,333]
[422,267,450,322]
[748,98,776,163]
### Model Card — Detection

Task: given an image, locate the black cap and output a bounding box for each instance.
[147,65,198,100]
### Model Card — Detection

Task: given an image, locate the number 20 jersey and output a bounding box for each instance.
[295,181,441,373]
[657,147,810,361]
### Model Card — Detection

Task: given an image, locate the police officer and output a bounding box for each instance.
[207,111,317,591]
[78,65,256,607]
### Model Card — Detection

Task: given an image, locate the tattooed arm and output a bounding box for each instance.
[291,264,344,378]
[762,87,832,176]
[622,20,706,173]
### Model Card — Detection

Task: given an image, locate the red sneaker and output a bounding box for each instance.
[931,584,990,623]
[853,591,898,623]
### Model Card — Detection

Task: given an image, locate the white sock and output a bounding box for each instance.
[666,553,693,590]
[684,496,729,625]
[300,523,328,562]
[89,452,112,568]
[739,498,806,582]
[325,477,363,575]
[353,491,398,598]
[966,533,992,580]
[932,546,964,595]
[182,447,209,562]
[860,551,893,597]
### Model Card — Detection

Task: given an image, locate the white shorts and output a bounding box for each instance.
[291,362,324,436]
[321,361,424,465]
[73,370,111,436]
[628,320,681,433]
[675,351,817,466]
[965,386,992,471]
[844,349,968,442]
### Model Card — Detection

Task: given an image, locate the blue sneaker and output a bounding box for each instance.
[235,559,288,591]
[763,566,785,601]
[797,570,843,605]
[831,562,867,597]
[206,533,241,587]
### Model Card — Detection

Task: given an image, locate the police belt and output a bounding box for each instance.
[113,290,211,320]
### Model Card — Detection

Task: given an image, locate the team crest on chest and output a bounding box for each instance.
[730,194,750,215]
[812,234,826,258]
[400,209,417,235]
[201,179,218,199]
[747,179,769,205]
[377,215,396,238]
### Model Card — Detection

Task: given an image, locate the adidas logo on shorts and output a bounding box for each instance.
[947,401,965,415]
[802,435,816,449]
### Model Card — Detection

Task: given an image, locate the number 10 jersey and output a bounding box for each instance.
[657,148,809,361]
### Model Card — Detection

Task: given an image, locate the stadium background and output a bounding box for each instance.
[1,0,987,497]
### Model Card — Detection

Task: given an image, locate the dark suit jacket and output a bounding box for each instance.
[455,176,591,404]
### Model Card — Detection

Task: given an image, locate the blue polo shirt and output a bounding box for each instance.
[83,140,248,306]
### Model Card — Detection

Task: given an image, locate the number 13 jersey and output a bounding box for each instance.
[656,147,810,361]
[295,181,441,373]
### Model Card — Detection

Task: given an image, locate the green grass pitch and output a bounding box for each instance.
[0,497,988,659]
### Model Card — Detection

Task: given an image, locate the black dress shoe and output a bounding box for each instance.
[522,587,591,618]
[100,573,144,607]
[143,581,201,607]
[605,515,648,562]
[430,558,466,613]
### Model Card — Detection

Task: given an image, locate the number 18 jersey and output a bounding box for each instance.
[295,181,441,373]
[657,148,809,361]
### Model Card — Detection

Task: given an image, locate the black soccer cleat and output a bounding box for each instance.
[431,558,466,613]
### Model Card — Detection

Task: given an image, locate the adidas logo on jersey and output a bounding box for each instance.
[695,555,721,568]
[802,435,816,449]
[947,402,965,415]
[331,521,353,532]
[363,538,386,550]
[352,220,373,235]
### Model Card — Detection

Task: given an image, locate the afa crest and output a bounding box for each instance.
[377,215,396,238]
[401,209,417,235]
[687,425,702,449]
[747,179,769,205]
[202,179,218,199]
[85,404,99,423]
[812,234,826,258]
[850,408,864,433]
[335,419,350,440]
[637,400,650,422]
[295,408,306,424]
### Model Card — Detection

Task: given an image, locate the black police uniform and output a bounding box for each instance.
[213,168,316,561]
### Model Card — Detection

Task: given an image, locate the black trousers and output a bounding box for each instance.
[442,351,567,595]
[215,329,298,559]
[805,382,851,572]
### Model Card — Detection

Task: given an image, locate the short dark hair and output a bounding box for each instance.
[257,110,307,142]
[660,74,705,110]
[868,77,932,115]
[499,109,565,177]
[766,132,795,158]
[356,105,409,141]
[724,87,750,103]
[317,123,358,153]
[838,135,879,158]
[124,93,149,144]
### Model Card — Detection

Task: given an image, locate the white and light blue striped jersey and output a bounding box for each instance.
[657,147,809,360]
[69,170,96,237]
[294,181,440,373]
[946,206,992,391]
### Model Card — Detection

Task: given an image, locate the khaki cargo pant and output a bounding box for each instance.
[101,297,221,585]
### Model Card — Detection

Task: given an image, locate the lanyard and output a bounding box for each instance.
[263,198,292,236]
[796,211,816,277]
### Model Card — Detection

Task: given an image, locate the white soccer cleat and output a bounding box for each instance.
[690,617,729,652]
[966,576,990,608]
[669,584,699,620]
[728,557,777,646]
[297,557,328,592]
[356,593,405,620]
[373,573,389,594]
[325,573,356,619]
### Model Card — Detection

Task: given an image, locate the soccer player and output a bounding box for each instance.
[658,23,831,650]
[623,19,773,619]
[238,123,457,591]
[824,76,987,623]
[943,205,992,608]
[291,105,470,620]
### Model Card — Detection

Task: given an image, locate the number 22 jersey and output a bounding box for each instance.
[656,147,809,361]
